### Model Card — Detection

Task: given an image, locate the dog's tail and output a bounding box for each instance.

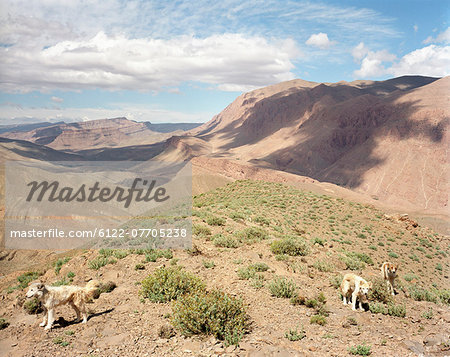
[82,280,101,301]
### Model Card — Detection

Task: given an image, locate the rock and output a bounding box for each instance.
[423,333,446,346]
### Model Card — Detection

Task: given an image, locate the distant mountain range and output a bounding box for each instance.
[1,76,448,215]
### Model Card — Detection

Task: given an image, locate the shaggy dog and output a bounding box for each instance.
[26,280,100,330]
[340,273,371,311]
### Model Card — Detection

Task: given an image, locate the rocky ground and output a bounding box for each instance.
[0,180,449,357]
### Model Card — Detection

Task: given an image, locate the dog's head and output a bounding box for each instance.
[387,263,398,276]
[360,281,372,297]
[26,282,45,298]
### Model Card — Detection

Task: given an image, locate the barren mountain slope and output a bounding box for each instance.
[165,76,448,214]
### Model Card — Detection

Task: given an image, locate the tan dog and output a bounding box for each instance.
[340,273,371,311]
[26,280,100,330]
[381,262,398,296]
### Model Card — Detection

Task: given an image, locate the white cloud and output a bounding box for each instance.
[352,44,396,77]
[423,27,450,44]
[305,33,333,49]
[353,43,450,78]
[0,32,300,93]
[351,42,369,61]
[51,96,63,103]
[389,45,450,77]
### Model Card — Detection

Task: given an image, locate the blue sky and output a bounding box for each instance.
[0,0,448,124]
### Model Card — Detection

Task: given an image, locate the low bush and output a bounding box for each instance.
[140,267,205,303]
[348,344,371,356]
[206,216,226,226]
[171,289,249,346]
[213,234,240,248]
[368,278,393,304]
[23,297,43,314]
[310,314,326,325]
[285,326,305,341]
[270,236,310,256]
[235,227,269,244]
[268,277,297,298]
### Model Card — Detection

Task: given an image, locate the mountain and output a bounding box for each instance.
[162,76,449,214]
[0,118,202,152]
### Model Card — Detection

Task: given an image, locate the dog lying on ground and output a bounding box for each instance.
[340,273,371,311]
[26,280,100,330]
[381,261,398,296]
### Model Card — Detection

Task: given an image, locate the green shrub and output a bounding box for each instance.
[388,251,398,259]
[206,216,226,226]
[193,224,212,237]
[313,260,334,272]
[408,284,438,303]
[53,337,69,347]
[305,299,319,308]
[369,302,386,314]
[171,289,249,346]
[435,289,450,305]
[235,227,269,244]
[270,236,310,256]
[310,315,326,325]
[348,344,371,355]
[140,267,205,303]
[229,212,245,221]
[368,278,393,304]
[23,297,43,314]
[144,249,173,262]
[202,260,215,269]
[341,256,365,271]
[248,262,269,272]
[16,271,42,290]
[387,304,406,317]
[344,251,373,265]
[213,234,240,248]
[268,277,297,298]
[250,274,265,289]
[88,256,111,270]
[54,257,70,275]
[254,216,270,226]
[311,237,326,246]
[0,318,9,330]
[285,326,305,341]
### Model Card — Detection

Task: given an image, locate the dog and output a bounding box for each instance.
[381,261,398,296]
[26,280,100,330]
[340,273,371,311]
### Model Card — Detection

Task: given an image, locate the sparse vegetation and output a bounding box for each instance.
[348,344,371,355]
[23,298,43,314]
[140,267,205,303]
[368,278,393,304]
[313,259,334,272]
[171,289,249,346]
[285,326,306,341]
[54,257,70,275]
[7,271,43,292]
[310,314,326,325]
[268,277,297,298]
[270,236,310,256]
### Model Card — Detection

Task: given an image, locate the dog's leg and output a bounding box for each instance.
[351,291,358,311]
[70,301,81,322]
[44,309,54,330]
[358,295,364,311]
[79,303,88,324]
[343,293,347,305]
[40,308,47,327]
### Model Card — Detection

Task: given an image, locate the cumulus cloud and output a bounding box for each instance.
[305,33,333,49]
[389,45,450,77]
[0,32,299,93]
[353,42,450,78]
[423,27,450,44]
[352,44,396,77]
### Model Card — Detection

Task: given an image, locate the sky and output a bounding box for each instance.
[0,0,449,125]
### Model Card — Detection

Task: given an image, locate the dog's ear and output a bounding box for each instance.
[36,282,45,290]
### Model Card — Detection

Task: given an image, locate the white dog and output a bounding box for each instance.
[340,273,372,311]
[26,280,100,330]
